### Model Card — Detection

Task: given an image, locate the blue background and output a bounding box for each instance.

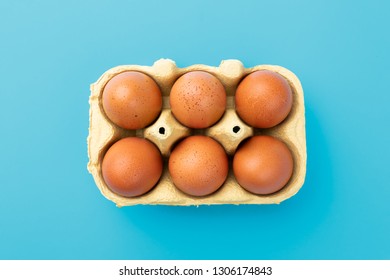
[1,0,389,260]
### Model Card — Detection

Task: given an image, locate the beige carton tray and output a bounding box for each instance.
[87,59,306,206]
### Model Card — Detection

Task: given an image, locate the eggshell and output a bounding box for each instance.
[168,136,228,197]
[235,70,293,128]
[101,137,163,197]
[233,135,294,195]
[102,71,162,130]
[88,59,306,206]
[170,71,226,128]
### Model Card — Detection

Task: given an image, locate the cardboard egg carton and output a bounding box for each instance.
[87,59,306,206]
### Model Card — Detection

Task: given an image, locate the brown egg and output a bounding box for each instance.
[102,137,163,197]
[170,71,226,129]
[169,135,228,196]
[235,70,293,128]
[102,71,162,130]
[233,135,293,195]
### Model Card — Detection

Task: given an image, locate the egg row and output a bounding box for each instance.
[102,134,293,198]
[102,69,293,131]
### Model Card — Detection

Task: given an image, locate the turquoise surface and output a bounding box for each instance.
[0,0,389,259]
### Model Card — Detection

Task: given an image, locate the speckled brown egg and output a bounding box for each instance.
[170,71,226,129]
[169,135,228,196]
[235,70,293,128]
[233,135,293,195]
[102,137,163,197]
[102,71,162,130]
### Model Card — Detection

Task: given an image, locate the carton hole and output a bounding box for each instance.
[159,127,166,135]
[232,126,241,133]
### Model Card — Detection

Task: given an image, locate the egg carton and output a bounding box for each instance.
[87,59,306,206]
